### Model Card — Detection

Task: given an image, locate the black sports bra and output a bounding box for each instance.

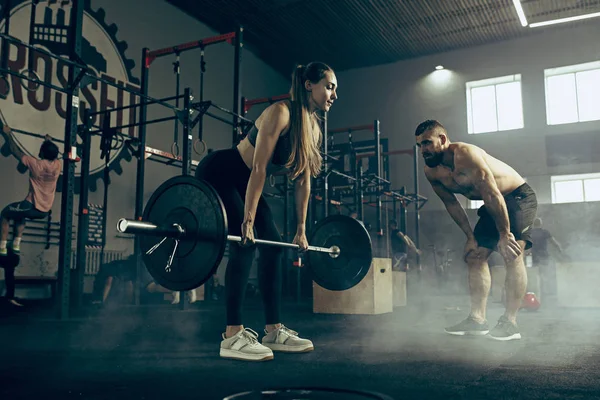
[246,124,292,167]
[247,102,293,168]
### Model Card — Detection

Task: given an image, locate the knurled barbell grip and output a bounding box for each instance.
[226,235,339,256]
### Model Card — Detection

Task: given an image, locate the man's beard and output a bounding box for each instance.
[423,152,443,168]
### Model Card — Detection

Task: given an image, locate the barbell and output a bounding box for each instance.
[117,220,341,257]
[116,175,373,292]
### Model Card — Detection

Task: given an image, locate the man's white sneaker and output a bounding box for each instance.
[220,328,274,361]
[262,325,314,353]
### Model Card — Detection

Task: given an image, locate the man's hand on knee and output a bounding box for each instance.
[465,247,492,266]
[503,240,527,267]
[463,237,479,262]
[498,232,522,261]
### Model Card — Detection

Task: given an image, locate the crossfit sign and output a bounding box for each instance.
[0,0,140,190]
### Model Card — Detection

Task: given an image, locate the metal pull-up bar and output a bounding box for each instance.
[144,146,199,168]
[324,120,382,230]
[243,93,290,113]
[145,32,237,67]
[191,100,256,129]
[136,28,244,295]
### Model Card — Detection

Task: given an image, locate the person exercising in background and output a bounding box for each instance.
[196,62,337,361]
[530,217,563,264]
[92,255,136,305]
[0,125,60,256]
[529,217,563,302]
[416,120,537,341]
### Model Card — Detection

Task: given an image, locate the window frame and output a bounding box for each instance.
[466,74,524,135]
[544,60,600,125]
[551,172,600,204]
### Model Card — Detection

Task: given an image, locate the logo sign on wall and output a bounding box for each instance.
[0,0,140,192]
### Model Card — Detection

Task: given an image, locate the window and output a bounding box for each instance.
[545,61,600,125]
[467,200,484,209]
[551,173,600,204]
[466,74,524,134]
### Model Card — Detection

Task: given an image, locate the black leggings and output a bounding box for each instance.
[195,149,283,325]
[2,266,15,299]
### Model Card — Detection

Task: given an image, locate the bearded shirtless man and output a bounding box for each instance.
[415,120,537,341]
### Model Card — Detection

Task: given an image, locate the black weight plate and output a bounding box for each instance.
[306,215,373,291]
[140,175,228,291]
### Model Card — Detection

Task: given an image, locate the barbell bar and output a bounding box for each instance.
[117,219,341,258]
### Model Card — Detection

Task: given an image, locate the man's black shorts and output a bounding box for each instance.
[1,200,48,220]
[473,183,538,251]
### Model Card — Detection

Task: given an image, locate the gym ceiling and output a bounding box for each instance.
[166,0,600,75]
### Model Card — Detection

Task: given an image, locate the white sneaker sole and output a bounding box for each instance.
[488,333,521,341]
[263,343,314,353]
[219,348,274,361]
[445,330,490,336]
[9,299,24,307]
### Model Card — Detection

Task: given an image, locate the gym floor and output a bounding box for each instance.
[1,295,599,400]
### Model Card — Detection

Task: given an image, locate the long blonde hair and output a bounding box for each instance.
[286,62,333,180]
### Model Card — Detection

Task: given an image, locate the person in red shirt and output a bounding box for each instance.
[0,125,61,256]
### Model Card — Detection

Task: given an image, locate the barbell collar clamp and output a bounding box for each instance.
[117,219,185,239]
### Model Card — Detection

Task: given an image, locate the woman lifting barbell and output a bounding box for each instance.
[195,62,338,362]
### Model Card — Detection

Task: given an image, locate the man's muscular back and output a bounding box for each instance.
[425,143,525,200]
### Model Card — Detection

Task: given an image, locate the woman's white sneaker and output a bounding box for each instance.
[220,328,274,361]
[262,325,314,353]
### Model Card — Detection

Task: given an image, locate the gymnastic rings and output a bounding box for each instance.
[19,69,41,92]
[171,142,180,158]
[0,75,10,99]
[193,139,206,156]
[269,174,276,188]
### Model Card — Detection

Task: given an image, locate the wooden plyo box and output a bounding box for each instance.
[313,258,393,315]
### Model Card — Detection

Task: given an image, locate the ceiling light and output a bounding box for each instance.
[529,11,600,28]
[435,65,444,70]
[512,0,528,27]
